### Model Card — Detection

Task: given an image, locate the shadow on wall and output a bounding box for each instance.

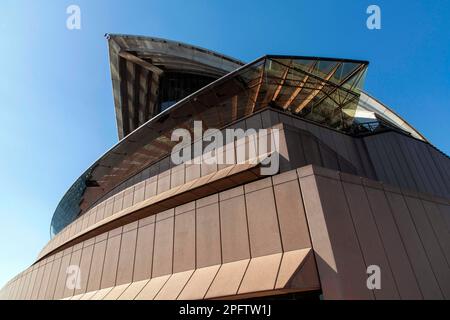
[301,165,450,300]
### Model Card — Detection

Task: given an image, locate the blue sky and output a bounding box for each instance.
[0,0,449,288]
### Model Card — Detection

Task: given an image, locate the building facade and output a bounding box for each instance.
[1,35,449,300]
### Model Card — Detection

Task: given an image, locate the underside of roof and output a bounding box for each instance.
[108,34,244,139]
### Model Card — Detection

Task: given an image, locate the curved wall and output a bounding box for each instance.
[2,164,450,300]
[41,108,450,263]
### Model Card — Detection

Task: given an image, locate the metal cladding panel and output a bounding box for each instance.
[298,167,373,300]
[133,223,155,282]
[364,131,450,199]
[173,207,196,273]
[340,176,400,299]
[152,210,175,277]
[196,195,222,268]
[2,168,323,300]
[298,165,450,300]
[219,187,251,263]
[4,163,450,300]
[244,178,283,257]
[116,228,138,285]
[100,232,122,289]
[86,240,107,292]
[74,244,94,296]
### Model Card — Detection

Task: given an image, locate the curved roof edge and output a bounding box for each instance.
[107,33,246,67]
[359,91,427,142]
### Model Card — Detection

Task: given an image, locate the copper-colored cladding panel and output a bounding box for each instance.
[37,260,53,299]
[219,186,251,263]
[13,275,23,300]
[423,201,450,264]
[22,267,34,300]
[18,271,27,299]
[54,251,72,299]
[80,290,98,300]
[178,265,221,300]
[81,214,90,231]
[74,218,83,235]
[196,195,221,268]
[91,287,113,300]
[6,162,450,300]
[133,181,145,204]
[104,198,114,218]
[155,270,194,300]
[273,171,311,251]
[26,263,39,300]
[244,178,282,257]
[9,275,18,300]
[122,187,134,209]
[135,275,170,300]
[201,158,217,177]
[157,170,171,193]
[68,222,77,239]
[364,183,422,299]
[340,176,400,299]
[74,244,94,296]
[205,259,250,299]
[17,271,30,300]
[217,143,232,171]
[62,248,82,298]
[276,249,310,288]
[298,167,373,300]
[14,275,22,299]
[386,191,443,299]
[238,253,282,295]
[45,256,62,299]
[112,192,124,214]
[144,176,157,199]
[173,203,196,273]
[405,196,450,298]
[103,284,130,300]
[31,264,45,300]
[86,239,107,292]
[364,131,450,199]
[88,207,98,228]
[152,209,174,277]
[9,275,18,299]
[37,162,261,261]
[283,251,320,292]
[95,202,106,223]
[34,262,46,298]
[171,165,185,188]
[118,280,148,300]
[24,266,37,300]
[100,231,122,289]
[296,165,450,300]
[185,164,201,183]
[20,271,30,299]
[27,267,38,299]
[133,222,155,281]
[116,228,138,285]
[81,289,100,300]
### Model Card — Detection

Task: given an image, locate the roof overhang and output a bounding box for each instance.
[108,34,244,139]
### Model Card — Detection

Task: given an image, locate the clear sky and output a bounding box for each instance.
[0,0,449,288]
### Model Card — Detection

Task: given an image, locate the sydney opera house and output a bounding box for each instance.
[1,34,449,300]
